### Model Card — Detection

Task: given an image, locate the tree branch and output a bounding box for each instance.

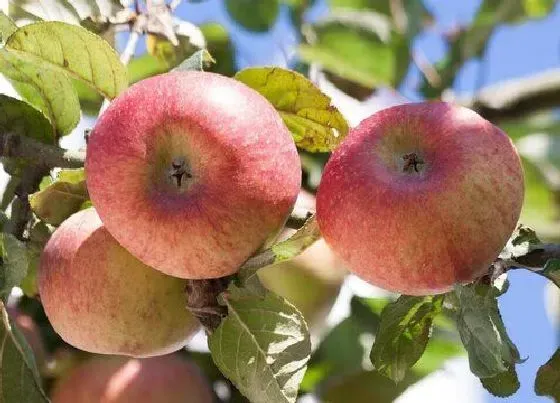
[506,243,560,270]
[456,68,560,122]
[0,132,85,168]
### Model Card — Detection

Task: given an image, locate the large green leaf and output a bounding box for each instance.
[0,233,29,299]
[0,48,80,136]
[225,0,279,32]
[236,67,349,152]
[299,11,406,88]
[0,95,54,144]
[6,22,127,99]
[29,168,88,226]
[453,284,520,396]
[535,348,560,401]
[370,295,444,382]
[208,284,311,403]
[0,301,48,403]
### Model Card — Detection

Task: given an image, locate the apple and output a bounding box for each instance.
[7,307,47,368]
[39,208,199,357]
[51,354,213,403]
[85,71,301,279]
[258,191,346,333]
[316,102,524,295]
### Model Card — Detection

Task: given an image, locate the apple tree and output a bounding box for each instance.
[0,1,560,402]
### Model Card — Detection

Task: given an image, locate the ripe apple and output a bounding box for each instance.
[7,307,47,368]
[86,71,301,279]
[317,102,524,295]
[258,191,346,333]
[51,354,213,403]
[39,208,199,357]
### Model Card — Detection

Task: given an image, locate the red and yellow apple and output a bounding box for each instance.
[51,355,213,403]
[39,208,199,357]
[86,71,301,279]
[317,102,524,295]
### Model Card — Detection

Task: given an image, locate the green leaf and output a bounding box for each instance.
[208,284,311,403]
[6,22,127,99]
[272,215,321,262]
[225,0,279,32]
[535,348,560,401]
[29,168,88,226]
[0,49,80,136]
[453,284,521,379]
[480,366,520,397]
[0,233,29,299]
[235,67,349,152]
[8,0,123,26]
[0,95,55,144]
[370,295,444,383]
[0,12,17,45]
[299,11,406,88]
[500,224,543,260]
[523,0,556,17]
[540,259,560,288]
[201,23,236,77]
[174,49,215,72]
[413,337,464,376]
[0,301,48,402]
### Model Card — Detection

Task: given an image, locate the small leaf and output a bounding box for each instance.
[453,284,521,378]
[6,21,127,99]
[370,295,444,383]
[535,348,560,401]
[499,224,542,260]
[0,95,54,144]
[208,284,311,403]
[0,12,17,44]
[0,48,80,136]
[173,49,215,72]
[225,0,279,32]
[0,301,48,402]
[480,366,520,397]
[235,67,349,152]
[0,233,29,299]
[29,168,88,226]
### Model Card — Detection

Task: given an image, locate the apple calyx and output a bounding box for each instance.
[402,152,425,174]
[168,157,193,189]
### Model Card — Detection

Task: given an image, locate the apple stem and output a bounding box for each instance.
[185,277,232,332]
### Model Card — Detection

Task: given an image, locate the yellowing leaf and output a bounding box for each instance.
[235,67,349,152]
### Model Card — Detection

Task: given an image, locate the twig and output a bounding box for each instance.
[506,243,560,270]
[0,132,85,168]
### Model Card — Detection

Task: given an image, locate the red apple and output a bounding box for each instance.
[39,208,199,357]
[86,71,301,279]
[51,355,213,403]
[317,102,524,295]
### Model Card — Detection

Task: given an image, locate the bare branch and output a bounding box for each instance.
[0,132,85,169]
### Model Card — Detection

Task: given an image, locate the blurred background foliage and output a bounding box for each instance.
[3,0,560,402]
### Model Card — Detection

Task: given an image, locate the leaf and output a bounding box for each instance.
[535,348,560,401]
[453,284,521,379]
[0,233,29,299]
[174,49,215,72]
[0,49,80,136]
[299,10,406,88]
[540,259,560,288]
[0,12,17,45]
[200,23,236,76]
[523,0,556,17]
[480,366,520,397]
[370,295,444,383]
[225,0,279,32]
[6,22,127,99]
[0,95,55,145]
[208,284,311,403]
[499,224,542,260]
[235,67,349,152]
[29,168,88,225]
[0,301,48,402]
[8,0,124,26]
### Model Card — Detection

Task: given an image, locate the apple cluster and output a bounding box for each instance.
[38,71,524,364]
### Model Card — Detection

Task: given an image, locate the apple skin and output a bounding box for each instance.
[51,355,213,403]
[316,102,524,295]
[86,71,301,279]
[38,208,199,357]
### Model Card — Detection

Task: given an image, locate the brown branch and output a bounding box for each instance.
[0,132,85,169]
[456,68,560,122]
